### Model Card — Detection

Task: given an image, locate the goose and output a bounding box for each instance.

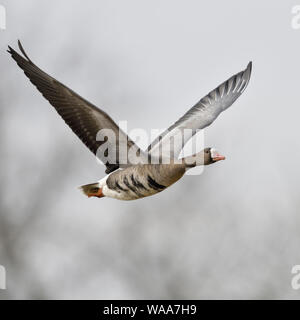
[8,41,252,201]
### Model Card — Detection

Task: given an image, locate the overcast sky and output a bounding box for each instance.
[0,0,300,299]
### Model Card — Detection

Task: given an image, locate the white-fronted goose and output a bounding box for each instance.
[8,41,252,201]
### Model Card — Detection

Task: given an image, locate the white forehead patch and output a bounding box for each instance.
[210,148,219,158]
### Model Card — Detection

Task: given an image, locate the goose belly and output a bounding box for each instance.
[104,170,166,200]
[103,164,185,201]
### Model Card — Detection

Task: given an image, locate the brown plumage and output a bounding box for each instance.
[80,149,217,200]
[9,41,251,201]
[106,163,185,200]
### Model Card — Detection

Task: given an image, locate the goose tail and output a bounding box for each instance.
[79,182,104,198]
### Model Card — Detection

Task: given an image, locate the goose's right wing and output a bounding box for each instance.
[8,41,148,174]
[148,62,252,159]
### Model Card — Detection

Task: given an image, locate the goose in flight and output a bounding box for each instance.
[8,41,252,201]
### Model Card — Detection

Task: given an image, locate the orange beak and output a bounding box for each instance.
[212,153,226,162]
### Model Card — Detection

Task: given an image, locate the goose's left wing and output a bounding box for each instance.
[148,62,252,159]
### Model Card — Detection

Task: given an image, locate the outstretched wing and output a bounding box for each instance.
[8,41,148,174]
[148,62,252,159]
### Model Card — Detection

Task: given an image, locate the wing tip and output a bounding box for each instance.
[17,39,32,62]
[245,61,252,78]
[7,40,32,63]
[240,61,252,88]
[7,45,13,54]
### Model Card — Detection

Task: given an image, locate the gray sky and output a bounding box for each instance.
[0,0,300,299]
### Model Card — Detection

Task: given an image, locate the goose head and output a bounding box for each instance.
[196,147,226,165]
[183,147,225,168]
